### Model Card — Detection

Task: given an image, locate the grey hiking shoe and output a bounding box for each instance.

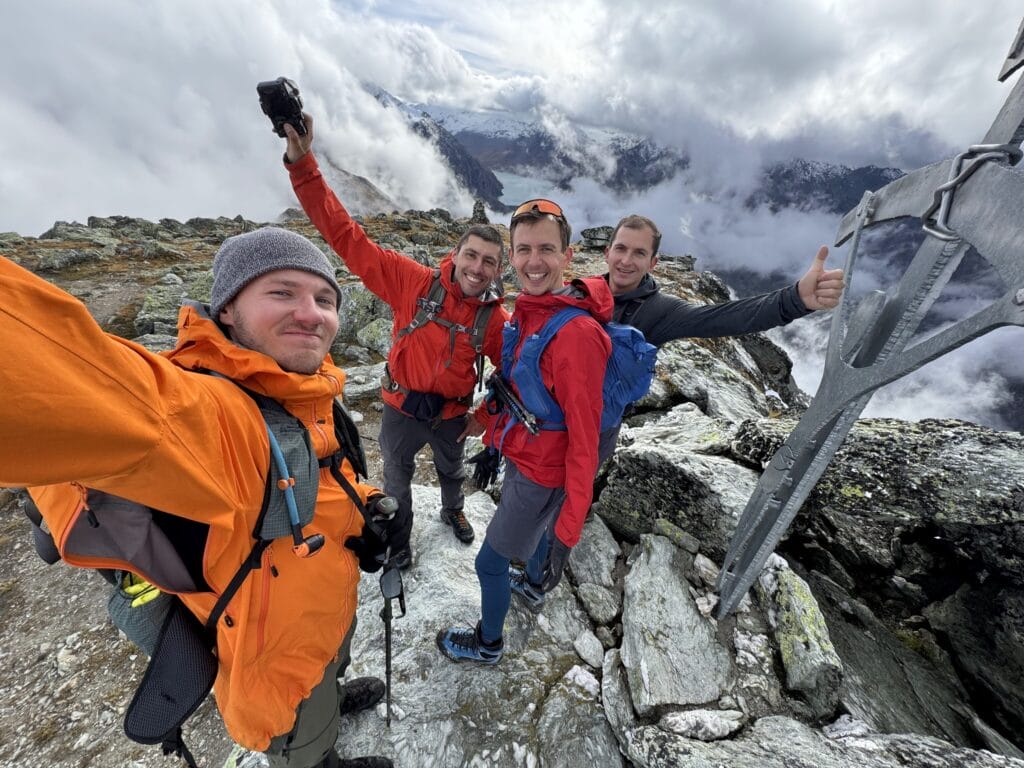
[440,507,475,543]
[509,564,546,613]
[436,621,503,664]
[338,676,385,717]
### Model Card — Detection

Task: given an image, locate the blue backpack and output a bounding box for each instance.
[501,307,657,433]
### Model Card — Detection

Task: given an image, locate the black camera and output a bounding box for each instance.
[257,77,307,138]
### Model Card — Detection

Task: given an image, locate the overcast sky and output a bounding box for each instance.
[2,0,1021,426]
[3,0,1021,236]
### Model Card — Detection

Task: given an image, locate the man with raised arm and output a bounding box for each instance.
[282,114,510,568]
[604,214,843,345]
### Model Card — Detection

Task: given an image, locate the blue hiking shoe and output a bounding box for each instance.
[436,622,504,665]
[510,564,546,613]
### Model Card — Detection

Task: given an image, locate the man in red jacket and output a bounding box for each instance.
[437,199,612,664]
[282,115,510,568]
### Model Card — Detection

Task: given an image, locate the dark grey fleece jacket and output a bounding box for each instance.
[607,273,810,347]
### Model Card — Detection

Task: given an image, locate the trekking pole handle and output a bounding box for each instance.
[369,495,399,523]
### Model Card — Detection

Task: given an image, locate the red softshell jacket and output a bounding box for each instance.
[481,277,613,548]
[289,152,509,420]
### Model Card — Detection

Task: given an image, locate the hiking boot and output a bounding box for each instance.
[338,676,385,717]
[436,622,503,665]
[440,507,475,544]
[391,546,412,571]
[509,564,546,613]
[322,749,394,768]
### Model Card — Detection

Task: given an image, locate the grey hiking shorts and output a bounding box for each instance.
[484,459,565,562]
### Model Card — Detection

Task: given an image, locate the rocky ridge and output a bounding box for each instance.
[0,210,1022,767]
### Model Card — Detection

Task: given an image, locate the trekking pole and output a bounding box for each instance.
[370,496,405,727]
[378,556,405,727]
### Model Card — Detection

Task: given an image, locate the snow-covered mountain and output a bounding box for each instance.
[751,159,905,215]
[371,88,509,210]
[411,100,687,194]
[369,87,686,199]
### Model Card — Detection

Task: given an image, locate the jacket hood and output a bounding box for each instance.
[438,253,503,306]
[166,302,345,403]
[514,275,614,323]
[607,272,659,304]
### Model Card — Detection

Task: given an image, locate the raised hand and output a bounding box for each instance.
[283,112,314,164]
[797,245,845,311]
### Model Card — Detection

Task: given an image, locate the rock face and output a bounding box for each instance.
[757,555,842,720]
[621,536,733,714]
[2,211,1023,767]
[598,404,760,551]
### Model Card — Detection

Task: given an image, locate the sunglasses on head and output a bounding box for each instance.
[512,199,565,220]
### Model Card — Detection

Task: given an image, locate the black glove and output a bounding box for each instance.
[467,447,502,490]
[344,531,386,573]
[540,537,572,593]
[345,494,407,573]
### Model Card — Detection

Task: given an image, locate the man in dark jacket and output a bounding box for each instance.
[603,214,843,344]
[505,214,845,614]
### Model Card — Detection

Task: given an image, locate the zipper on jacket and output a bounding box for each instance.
[256,546,275,656]
[309,403,332,454]
[69,482,100,528]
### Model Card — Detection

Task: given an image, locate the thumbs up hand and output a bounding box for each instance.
[798,246,845,310]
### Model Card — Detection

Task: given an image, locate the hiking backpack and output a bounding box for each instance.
[23,379,370,768]
[498,307,657,434]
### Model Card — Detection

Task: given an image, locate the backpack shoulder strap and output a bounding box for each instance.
[537,306,590,343]
[325,397,368,481]
[468,302,497,390]
[396,269,445,339]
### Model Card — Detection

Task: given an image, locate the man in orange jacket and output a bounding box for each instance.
[0,228,400,767]
[281,114,510,568]
[437,199,612,664]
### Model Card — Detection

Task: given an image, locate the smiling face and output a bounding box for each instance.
[604,224,659,295]
[218,269,340,374]
[452,234,502,297]
[510,218,572,295]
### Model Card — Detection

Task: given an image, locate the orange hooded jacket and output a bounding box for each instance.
[0,256,376,751]
[288,151,509,420]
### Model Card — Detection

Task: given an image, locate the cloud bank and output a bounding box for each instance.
[3,0,1021,429]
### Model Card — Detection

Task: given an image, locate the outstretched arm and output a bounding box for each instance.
[0,258,264,519]
[627,246,845,346]
[283,115,428,304]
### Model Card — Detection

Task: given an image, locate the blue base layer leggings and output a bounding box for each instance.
[475,536,550,644]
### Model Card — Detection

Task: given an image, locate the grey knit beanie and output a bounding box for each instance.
[210,227,342,318]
